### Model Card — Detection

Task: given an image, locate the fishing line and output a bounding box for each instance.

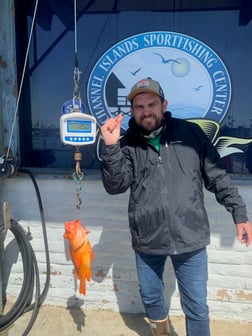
[74,0,78,58]
[73,0,81,101]
[6,0,39,162]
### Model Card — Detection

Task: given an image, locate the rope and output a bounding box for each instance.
[73,0,81,104]
[74,0,78,56]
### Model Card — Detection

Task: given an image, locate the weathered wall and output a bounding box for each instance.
[0,0,18,157]
[1,172,252,322]
[1,1,251,323]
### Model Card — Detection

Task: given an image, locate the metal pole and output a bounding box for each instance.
[0,0,18,314]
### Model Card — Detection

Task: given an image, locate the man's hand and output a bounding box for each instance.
[100,114,123,145]
[237,221,252,247]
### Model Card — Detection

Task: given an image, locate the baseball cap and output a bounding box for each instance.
[127,77,165,102]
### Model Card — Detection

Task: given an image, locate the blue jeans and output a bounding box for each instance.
[135,248,210,336]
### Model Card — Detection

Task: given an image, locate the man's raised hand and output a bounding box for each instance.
[101,114,123,145]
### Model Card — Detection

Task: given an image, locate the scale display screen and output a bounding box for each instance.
[60,112,96,146]
[67,120,91,133]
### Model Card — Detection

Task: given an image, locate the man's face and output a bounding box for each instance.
[131,92,168,132]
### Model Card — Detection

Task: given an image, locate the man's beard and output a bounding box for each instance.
[138,114,164,135]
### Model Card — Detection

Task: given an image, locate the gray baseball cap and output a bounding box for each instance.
[127,77,165,102]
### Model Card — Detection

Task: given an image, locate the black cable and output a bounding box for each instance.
[19,168,51,307]
[0,168,51,335]
[0,220,37,332]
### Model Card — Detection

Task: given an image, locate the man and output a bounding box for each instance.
[100,78,252,336]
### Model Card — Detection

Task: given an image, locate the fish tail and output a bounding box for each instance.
[79,278,86,295]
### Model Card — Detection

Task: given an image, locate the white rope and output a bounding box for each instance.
[6,0,39,160]
[74,0,78,55]
[73,0,82,107]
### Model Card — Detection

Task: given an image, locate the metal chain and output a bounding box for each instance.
[73,170,84,209]
[73,66,81,99]
[73,148,84,209]
[72,0,84,209]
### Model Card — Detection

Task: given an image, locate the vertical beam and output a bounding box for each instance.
[0,0,18,159]
[0,0,17,314]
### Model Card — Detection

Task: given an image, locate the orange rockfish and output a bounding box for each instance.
[63,219,94,295]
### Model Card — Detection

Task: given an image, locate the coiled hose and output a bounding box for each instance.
[0,168,51,335]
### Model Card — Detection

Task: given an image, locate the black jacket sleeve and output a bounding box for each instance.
[101,143,133,195]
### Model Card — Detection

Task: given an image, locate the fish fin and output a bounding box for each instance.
[79,278,86,295]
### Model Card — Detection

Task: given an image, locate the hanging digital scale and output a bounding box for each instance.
[60,100,96,146]
[60,111,96,146]
[58,0,97,209]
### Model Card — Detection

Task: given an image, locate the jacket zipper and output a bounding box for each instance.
[162,141,178,254]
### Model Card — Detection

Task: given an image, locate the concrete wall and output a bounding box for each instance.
[1,171,252,322]
[1,1,251,322]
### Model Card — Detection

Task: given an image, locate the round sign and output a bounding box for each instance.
[87,31,231,130]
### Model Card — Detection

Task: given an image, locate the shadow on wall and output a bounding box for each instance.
[60,174,251,334]
[60,183,179,335]
[2,238,20,304]
[66,295,85,332]
[63,226,178,335]
[2,173,250,335]
[91,229,178,335]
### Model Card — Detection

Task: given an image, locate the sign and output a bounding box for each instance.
[87,31,231,130]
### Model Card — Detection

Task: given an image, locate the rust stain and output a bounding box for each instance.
[13,80,18,98]
[113,274,121,279]
[216,289,232,301]
[0,55,8,69]
[102,299,110,304]
[51,271,62,275]
[95,269,106,278]
[113,284,119,292]
[11,0,15,14]
[42,270,62,275]
[236,290,252,301]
